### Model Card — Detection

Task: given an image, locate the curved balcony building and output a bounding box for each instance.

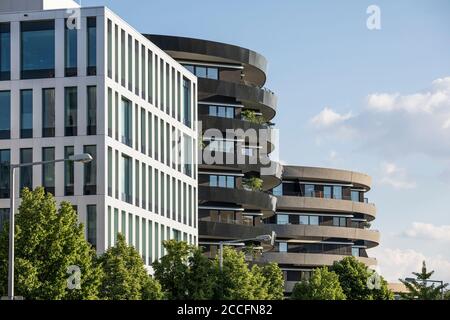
[261,165,379,293]
[145,35,281,255]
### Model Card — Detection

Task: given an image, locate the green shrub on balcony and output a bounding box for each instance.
[243,177,264,191]
[241,109,266,125]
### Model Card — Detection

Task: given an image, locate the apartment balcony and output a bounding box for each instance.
[259,252,377,267]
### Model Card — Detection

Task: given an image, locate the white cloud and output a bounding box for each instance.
[371,247,450,283]
[367,77,450,113]
[402,222,450,242]
[310,107,353,127]
[379,162,416,189]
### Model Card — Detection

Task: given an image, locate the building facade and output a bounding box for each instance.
[147,35,380,294]
[0,0,198,268]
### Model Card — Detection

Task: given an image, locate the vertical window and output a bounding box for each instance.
[121,154,132,204]
[304,184,315,197]
[171,67,175,118]
[140,108,146,153]
[177,72,181,122]
[107,20,112,78]
[333,186,342,200]
[121,98,132,147]
[107,88,112,137]
[128,213,133,245]
[127,34,132,91]
[154,116,159,161]
[148,112,152,157]
[166,175,170,218]
[135,159,139,206]
[64,146,74,196]
[121,30,126,86]
[115,150,119,199]
[160,172,165,217]
[65,19,77,77]
[121,210,126,236]
[0,149,10,198]
[183,77,191,127]
[135,105,139,151]
[148,50,153,103]
[135,40,139,95]
[160,59,164,110]
[87,17,97,76]
[272,184,282,196]
[148,166,153,212]
[114,25,118,82]
[155,169,159,214]
[20,89,33,138]
[352,247,360,257]
[20,148,33,192]
[0,91,10,139]
[142,164,146,209]
[87,86,97,135]
[141,44,145,99]
[155,222,159,261]
[155,54,159,107]
[148,221,153,263]
[351,190,360,202]
[42,147,55,195]
[115,92,119,140]
[277,214,289,225]
[21,20,55,79]
[84,145,96,195]
[64,87,77,136]
[279,242,288,253]
[142,220,147,263]
[165,62,170,114]
[86,205,97,248]
[0,23,10,81]
[108,147,112,197]
[42,88,55,137]
[135,216,140,253]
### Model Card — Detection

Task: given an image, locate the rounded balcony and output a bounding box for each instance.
[199,220,269,241]
[145,34,268,87]
[198,186,277,216]
[259,252,377,267]
[276,195,377,221]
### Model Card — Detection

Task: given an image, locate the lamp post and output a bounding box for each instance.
[404,277,445,300]
[7,153,92,300]
[219,231,276,271]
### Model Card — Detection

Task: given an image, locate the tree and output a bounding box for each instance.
[330,256,393,300]
[444,290,450,300]
[98,233,162,300]
[291,267,346,300]
[399,261,448,300]
[258,262,285,300]
[153,240,216,300]
[0,187,102,299]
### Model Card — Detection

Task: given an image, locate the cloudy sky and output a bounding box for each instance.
[84,0,450,283]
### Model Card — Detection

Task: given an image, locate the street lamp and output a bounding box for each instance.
[7,153,92,300]
[404,277,445,300]
[218,231,276,271]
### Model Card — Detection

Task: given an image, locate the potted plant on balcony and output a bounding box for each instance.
[241,109,266,125]
[243,177,264,191]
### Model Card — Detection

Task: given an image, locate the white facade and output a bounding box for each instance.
[0,5,198,268]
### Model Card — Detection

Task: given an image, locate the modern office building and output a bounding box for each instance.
[147,35,380,293]
[0,0,198,268]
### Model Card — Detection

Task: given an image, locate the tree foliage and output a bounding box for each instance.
[98,234,163,300]
[0,187,102,300]
[399,261,448,300]
[291,267,346,300]
[330,256,393,300]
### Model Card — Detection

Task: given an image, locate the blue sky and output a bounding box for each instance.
[83,0,450,282]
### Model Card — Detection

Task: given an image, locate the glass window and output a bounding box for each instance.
[209,175,217,187]
[218,175,226,188]
[304,184,315,197]
[0,208,9,233]
[107,147,112,197]
[333,186,342,200]
[351,190,360,202]
[87,205,97,248]
[309,216,319,225]
[226,107,234,119]
[20,90,33,138]
[183,64,194,73]
[207,67,218,80]
[87,86,97,135]
[148,50,153,103]
[65,19,77,77]
[352,247,360,257]
[42,88,55,137]
[121,98,132,147]
[114,25,118,82]
[83,145,96,195]
[42,147,55,195]
[121,30,125,86]
[142,164,146,209]
[20,148,33,192]
[121,154,132,204]
[64,87,77,136]
[87,17,96,76]
[135,159,139,206]
[299,215,309,225]
[0,91,10,139]
[0,149,10,198]
[142,45,146,99]
[64,146,74,196]
[0,23,10,81]
[324,186,332,199]
[107,20,112,78]
[183,77,191,127]
[135,40,139,95]
[226,176,234,188]
[196,66,206,78]
[128,35,132,91]
[277,214,289,225]
[272,184,283,196]
[107,88,112,137]
[279,242,288,252]
[21,20,55,79]
[141,108,146,153]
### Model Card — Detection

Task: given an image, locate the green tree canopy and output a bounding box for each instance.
[0,187,102,299]
[399,261,448,300]
[257,262,285,300]
[330,256,393,300]
[153,240,216,300]
[291,267,346,300]
[98,233,162,300]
